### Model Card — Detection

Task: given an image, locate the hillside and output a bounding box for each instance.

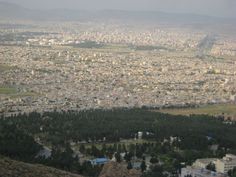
[0,156,83,177]
[0,156,142,177]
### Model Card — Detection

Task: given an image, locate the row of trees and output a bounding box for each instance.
[1,108,236,150]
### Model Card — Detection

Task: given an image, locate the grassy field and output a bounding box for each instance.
[10,91,39,98]
[0,87,17,94]
[157,104,236,117]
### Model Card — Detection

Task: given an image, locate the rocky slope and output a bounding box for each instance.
[0,156,83,177]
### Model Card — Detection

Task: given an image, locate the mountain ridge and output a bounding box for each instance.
[0,1,235,24]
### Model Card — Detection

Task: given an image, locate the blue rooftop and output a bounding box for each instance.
[90,158,109,165]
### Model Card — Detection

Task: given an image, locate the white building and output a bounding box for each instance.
[193,158,217,169]
[181,166,227,177]
[192,154,236,174]
[215,154,236,174]
[137,131,143,139]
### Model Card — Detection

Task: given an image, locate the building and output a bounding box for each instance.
[192,154,236,174]
[138,131,143,139]
[215,154,236,174]
[193,158,217,169]
[181,166,228,177]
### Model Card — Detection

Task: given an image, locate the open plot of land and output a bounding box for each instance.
[157,104,236,117]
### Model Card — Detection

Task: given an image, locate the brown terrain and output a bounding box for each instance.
[99,161,142,177]
[0,156,83,177]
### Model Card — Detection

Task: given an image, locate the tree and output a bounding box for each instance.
[118,144,122,152]
[141,160,147,172]
[127,161,133,170]
[79,144,86,154]
[115,152,121,163]
[228,167,236,177]
[122,144,127,152]
[150,157,159,164]
[91,145,101,157]
[124,152,134,162]
[101,143,107,154]
[206,162,216,172]
[80,161,97,176]
[144,164,164,177]
[113,144,118,152]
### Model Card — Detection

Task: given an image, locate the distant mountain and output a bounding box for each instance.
[0,1,235,24]
[0,1,29,19]
[0,2,91,21]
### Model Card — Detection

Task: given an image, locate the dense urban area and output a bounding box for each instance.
[0,21,236,117]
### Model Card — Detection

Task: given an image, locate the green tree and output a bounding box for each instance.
[206,162,216,172]
[150,157,159,164]
[228,167,236,177]
[141,160,147,172]
[115,152,121,163]
[127,161,133,170]
[79,144,86,154]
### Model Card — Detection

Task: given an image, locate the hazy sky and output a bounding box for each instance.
[4,0,236,18]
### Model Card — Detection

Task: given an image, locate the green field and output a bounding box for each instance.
[157,104,236,117]
[10,91,39,98]
[0,64,13,72]
[0,86,39,98]
[0,87,17,94]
